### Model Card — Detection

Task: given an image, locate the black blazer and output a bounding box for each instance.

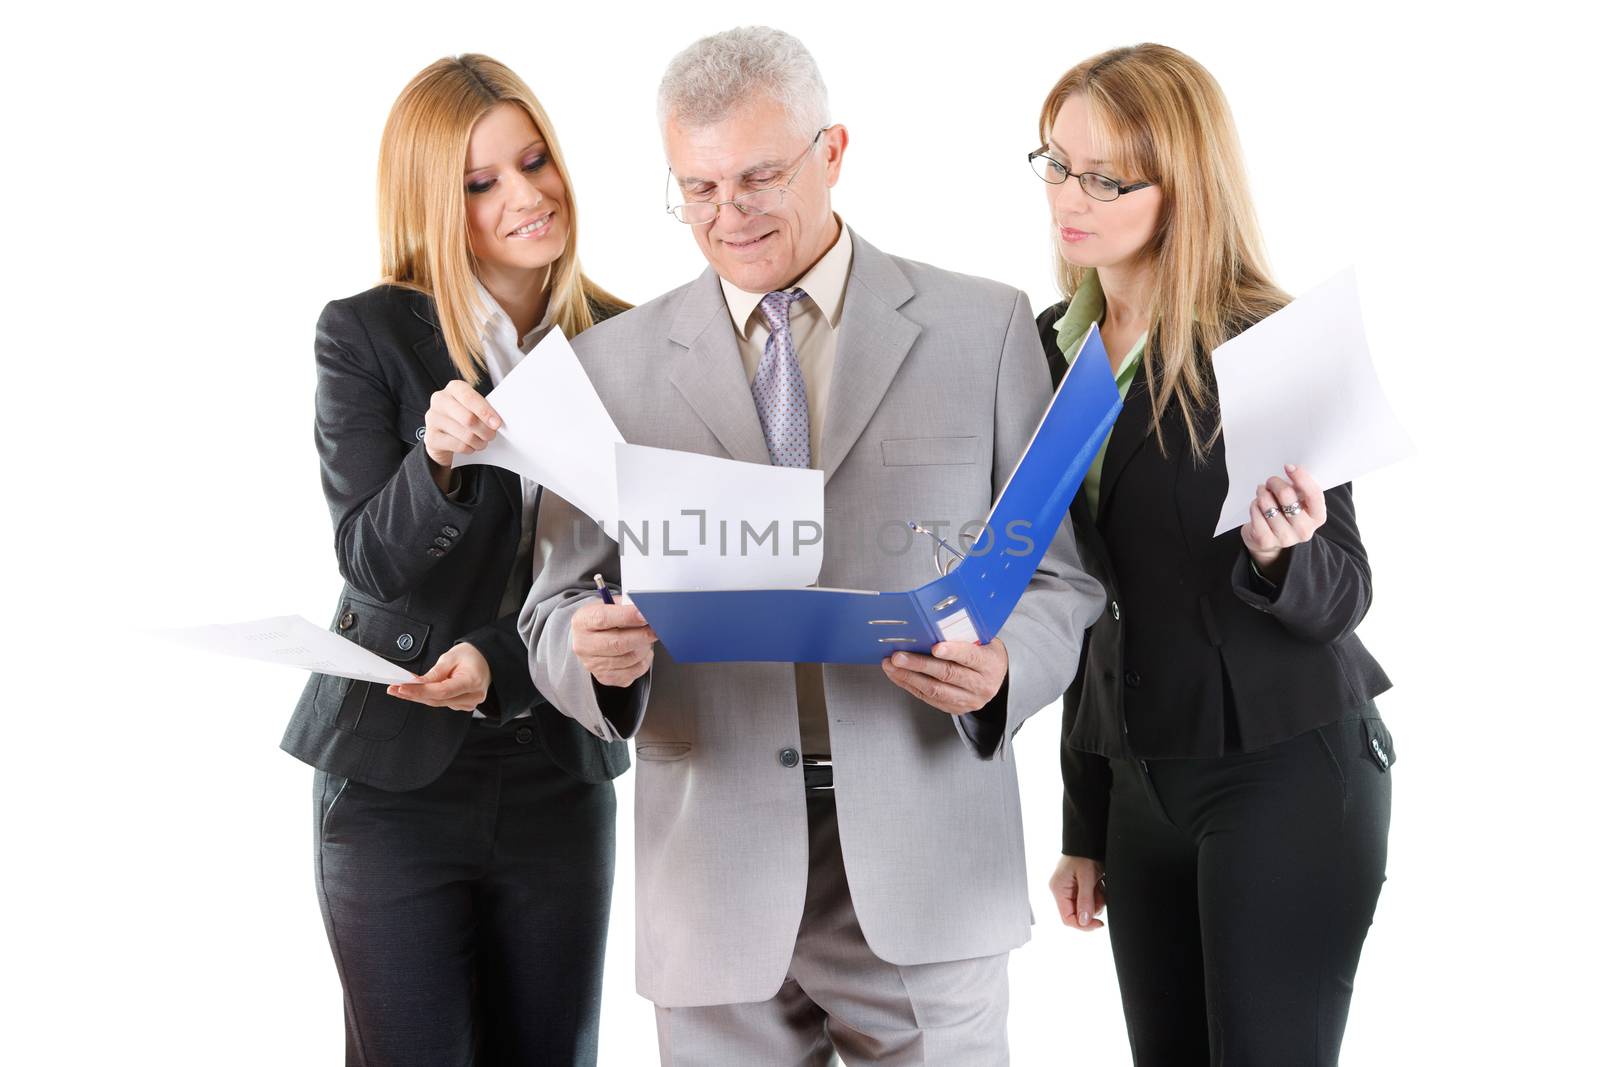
[281,285,630,791]
[1038,302,1393,860]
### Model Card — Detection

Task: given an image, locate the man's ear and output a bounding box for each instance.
[823,124,850,187]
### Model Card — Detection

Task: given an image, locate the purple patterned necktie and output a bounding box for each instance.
[752,288,811,468]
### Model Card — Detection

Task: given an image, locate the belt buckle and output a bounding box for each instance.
[802,755,833,792]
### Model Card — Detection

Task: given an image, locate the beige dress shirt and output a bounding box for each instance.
[718,222,853,756]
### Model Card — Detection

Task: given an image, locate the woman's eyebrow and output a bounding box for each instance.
[1047,139,1112,168]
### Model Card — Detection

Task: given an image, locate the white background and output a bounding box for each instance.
[6,1,1595,1062]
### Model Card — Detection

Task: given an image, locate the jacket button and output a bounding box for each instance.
[778,747,800,768]
[427,547,446,558]
[442,525,460,538]
[337,611,356,631]
[415,426,426,442]
[1110,600,1120,622]
[433,536,451,548]
[396,633,414,652]
[1124,670,1142,688]
[515,726,535,744]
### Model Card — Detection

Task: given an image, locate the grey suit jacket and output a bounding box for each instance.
[519,230,1104,1007]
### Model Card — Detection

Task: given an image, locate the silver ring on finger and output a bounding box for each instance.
[1283,500,1304,517]
[1262,506,1280,520]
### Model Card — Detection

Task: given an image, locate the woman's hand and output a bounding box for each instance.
[1049,854,1106,931]
[1241,464,1327,583]
[388,642,491,711]
[423,380,502,487]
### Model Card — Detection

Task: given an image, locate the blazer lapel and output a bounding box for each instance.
[666,267,773,466]
[408,297,461,391]
[1096,371,1156,519]
[821,233,921,484]
[409,295,521,515]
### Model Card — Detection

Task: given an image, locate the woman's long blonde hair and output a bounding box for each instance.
[1040,44,1288,456]
[378,54,626,382]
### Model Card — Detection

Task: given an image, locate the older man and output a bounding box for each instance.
[520,26,1103,1065]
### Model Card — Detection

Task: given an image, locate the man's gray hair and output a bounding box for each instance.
[658,26,830,141]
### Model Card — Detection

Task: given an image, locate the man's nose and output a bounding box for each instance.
[710,198,756,234]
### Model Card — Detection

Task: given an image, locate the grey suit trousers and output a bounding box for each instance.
[654,791,1009,1066]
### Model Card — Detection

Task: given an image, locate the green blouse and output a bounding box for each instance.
[1054,270,1147,520]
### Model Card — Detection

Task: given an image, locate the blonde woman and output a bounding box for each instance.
[280,55,629,1066]
[1031,45,1395,1063]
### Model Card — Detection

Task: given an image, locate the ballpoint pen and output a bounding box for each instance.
[593,574,616,605]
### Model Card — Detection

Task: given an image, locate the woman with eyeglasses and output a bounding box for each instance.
[280,54,629,1066]
[1031,44,1395,1064]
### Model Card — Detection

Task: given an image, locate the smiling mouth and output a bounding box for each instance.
[508,213,554,239]
[721,230,774,251]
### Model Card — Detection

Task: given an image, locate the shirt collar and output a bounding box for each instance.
[475,279,555,353]
[1054,269,1105,360]
[1055,268,1146,379]
[719,218,853,340]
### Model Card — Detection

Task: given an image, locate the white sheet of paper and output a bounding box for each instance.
[1212,269,1414,535]
[159,615,418,684]
[614,443,825,591]
[454,327,625,532]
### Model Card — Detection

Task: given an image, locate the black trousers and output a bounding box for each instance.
[1104,715,1393,1066]
[314,719,617,1067]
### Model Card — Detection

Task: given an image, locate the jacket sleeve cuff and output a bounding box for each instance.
[457,613,543,725]
[954,675,1010,759]
[1232,550,1282,607]
[593,675,649,739]
[527,587,653,743]
[395,442,482,550]
[1062,811,1108,863]
[1061,738,1112,861]
[1229,533,1368,643]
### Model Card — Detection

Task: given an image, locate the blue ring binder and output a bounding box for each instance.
[628,325,1122,664]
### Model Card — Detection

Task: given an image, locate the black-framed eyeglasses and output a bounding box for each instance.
[667,128,826,225]
[1027,148,1153,202]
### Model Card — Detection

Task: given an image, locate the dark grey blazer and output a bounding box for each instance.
[281,284,629,791]
[1038,302,1393,861]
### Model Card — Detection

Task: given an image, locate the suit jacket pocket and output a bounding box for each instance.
[635,741,692,762]
[881,435,980,467]
[324,594,433,741]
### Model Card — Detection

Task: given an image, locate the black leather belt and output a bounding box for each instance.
[803,756,833,791]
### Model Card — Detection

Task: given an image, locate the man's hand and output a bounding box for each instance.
[881,638,1008,715]
[572,601,657,688]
